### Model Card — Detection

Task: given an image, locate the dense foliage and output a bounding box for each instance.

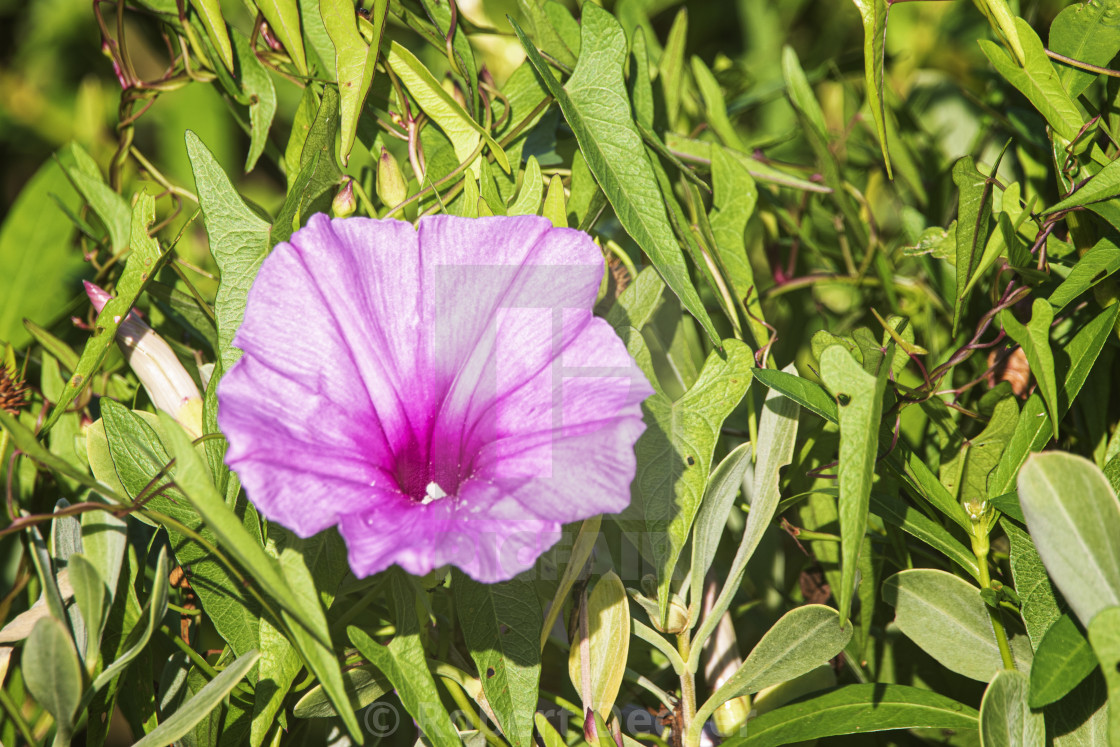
[2,0,1120,745]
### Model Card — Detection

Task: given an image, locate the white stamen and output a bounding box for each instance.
[421,481,448,505]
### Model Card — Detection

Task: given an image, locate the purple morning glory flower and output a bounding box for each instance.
[218,214,653,582]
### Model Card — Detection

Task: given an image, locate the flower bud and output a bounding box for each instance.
[332,178,357,217]
[84,281,203,439]
[376,147,408,209]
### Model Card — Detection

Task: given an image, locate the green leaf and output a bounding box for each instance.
[870,493,980,580]
[820,344,889,623]
[1046,158,1120,214]
[348,630,459,746]
[620,338,752,618]
[978,18,1082,143]
[132,650,260,747]
[292,666,391,718]
[478,158,506,215]
[980,669,1045,747]
[958,396,1019,505]
[508,156,543,216]
[850,0,892,177]
[0,408,124,506]
[1017,452,1120,629]
[69,553,108,659]
[541,519,601,651]
[321,0,386,165]
[80,508,127,605]
[24,616,83,741]
[516,0,576,68]
[952,156,994,334]
[1028,614,1098,708]
[1087,606,1120,744]
[43,191,165,434]
[690,56,745,151]
[883,569,1030,681]
[1049,0,1120,99]
[659,8,687,128]
[155,423,358,739]
[607,266,664,332]
[752,368,837,424]
[1004,519,1062,649]
[294,85,344,222]
[0,151,85,347]
[64,142,131,252]
[272,531,360,741]
[1049,239,1120,312]
[189,0,233,71]
[628,27,654,130]
[251,615,302,745]
[387,41,509,174]
[155,412,325,645]
[568,571,629,720]
[692,605,852,744]
[691,371,800,671]
[256,0,307,76]
[989,394,1050,498]
[455,573,541,747]
[975,0,1026,63]
[185,131,271,372]
[1001,299,1059,440]
[720,684,978,746]
[708,145,767,349]
[284,87,319,188]
[100,401,260,656]
[781,46,866,247]
[231,30,277,173]
[1057,302,1119,419]
[91,547,169,692]
[511,6,720,345]
[690,442,752,599]
[664,132,832,194]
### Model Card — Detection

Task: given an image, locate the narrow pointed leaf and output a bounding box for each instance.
[820,345,889,623]
[978,19,1082,142]
[511,6,719,344]
[132,650,260,747]
[720,684,978,746]
[255,0,307,75]
[43,192,165,433]
[850,0,892,176]
[620,338,752,619]
[387,41,509,174]
[1001,299,1059,440]
[321,0,386,165]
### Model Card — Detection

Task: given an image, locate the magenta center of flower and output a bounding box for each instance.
[391,439,469,505]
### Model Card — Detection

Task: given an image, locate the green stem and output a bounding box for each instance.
[677,631,696,746]
[971,529,1015,670]
[0,682,36,745]
[444,677,506,747]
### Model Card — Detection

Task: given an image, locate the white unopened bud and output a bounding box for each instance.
[84,281,203,439]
